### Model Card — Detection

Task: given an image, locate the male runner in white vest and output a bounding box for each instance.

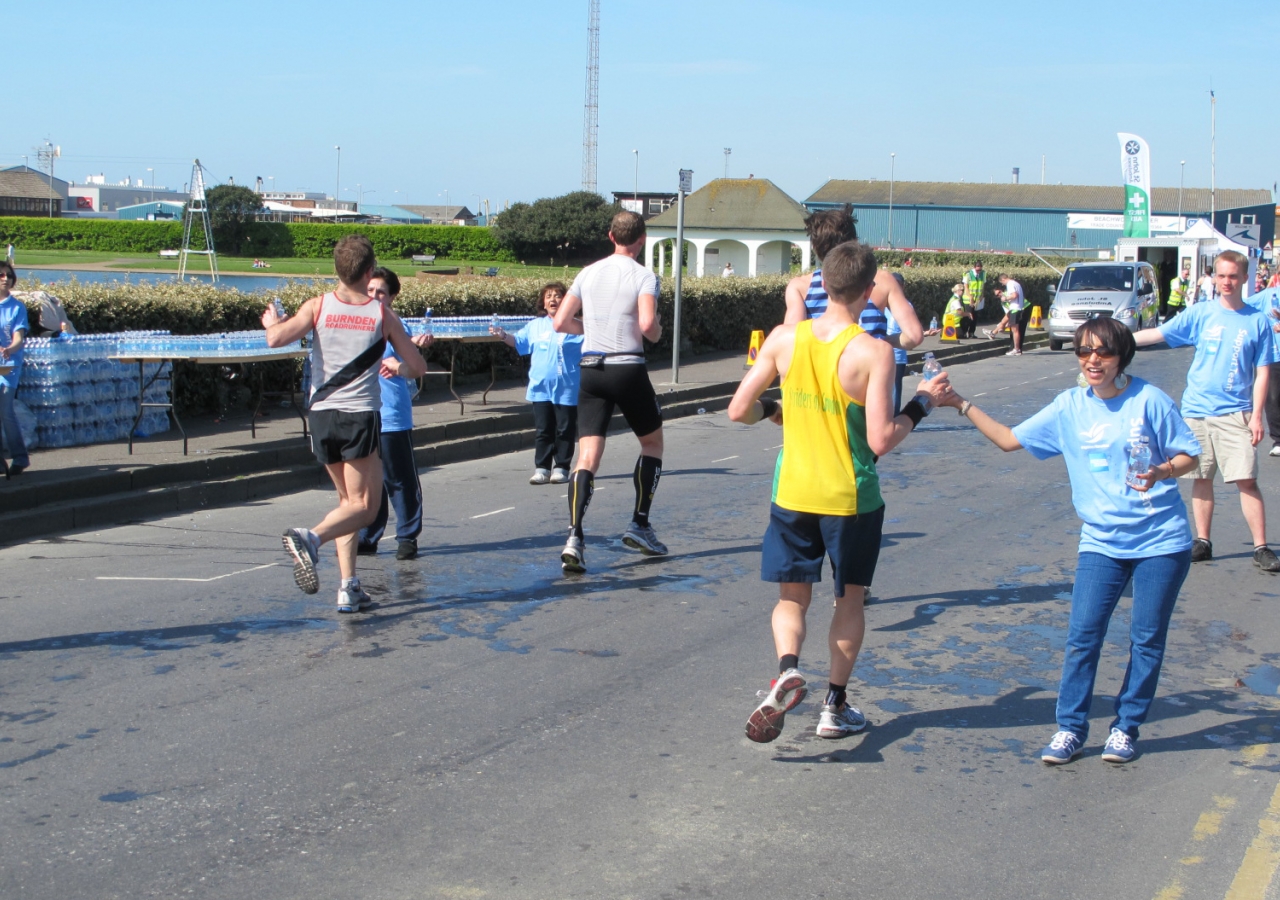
[263,235,427,611]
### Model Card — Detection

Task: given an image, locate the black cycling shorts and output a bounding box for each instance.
[309,409,381,465]
[577,363,663,438]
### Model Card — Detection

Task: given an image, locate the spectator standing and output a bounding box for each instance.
[0,261,29,477]
[963,261,987,321]
[985,274,1027,355]
[265,236,428,612]
[1165,263,1191,322]
[356,267,431,561]
[938,318,1201,764]
[1246,285,1280,459]
[492,282,583,485]
[722,262,735,277]
[1133,251,1280,572]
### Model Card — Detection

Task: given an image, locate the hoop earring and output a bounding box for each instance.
[1114,373,1130,391]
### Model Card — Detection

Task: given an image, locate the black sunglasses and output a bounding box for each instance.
[1074,344,1118,359]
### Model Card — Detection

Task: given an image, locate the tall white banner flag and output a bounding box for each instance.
[1117,133,1151,238]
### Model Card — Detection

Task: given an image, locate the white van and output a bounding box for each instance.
[1045,262,1159,351]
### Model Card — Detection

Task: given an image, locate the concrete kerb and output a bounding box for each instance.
[0,338,1047,545]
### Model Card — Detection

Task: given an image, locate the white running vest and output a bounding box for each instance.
[308,292,385,413]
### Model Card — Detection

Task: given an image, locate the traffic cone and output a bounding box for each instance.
[1029,305,1043,330]
[940,313,959,342]
[745,330,764,368]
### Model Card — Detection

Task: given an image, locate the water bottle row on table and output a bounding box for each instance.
[401,315,535,339]
[38,411,170,449]
[113,332,303,358]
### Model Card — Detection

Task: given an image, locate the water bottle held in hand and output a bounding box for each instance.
[1126,440,1152,488]
[929,315,939,331]
[922,352,942,381]
[271,297,286,320]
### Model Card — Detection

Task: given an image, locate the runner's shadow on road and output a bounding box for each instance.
[871,582,1072,632]
[772,685,1274,764]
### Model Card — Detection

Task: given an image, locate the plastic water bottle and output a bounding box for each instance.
[271,297,287,320]
[922,352,942,381]
[929,315,939,331]
[1126,440,1152,488]
[424,308,433,338]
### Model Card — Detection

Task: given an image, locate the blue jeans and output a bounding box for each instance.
[1056,550,1190,741]
[357,429,422,546]
[0,379,28,468]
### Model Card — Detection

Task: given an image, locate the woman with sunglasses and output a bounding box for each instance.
[934,317,1200,765]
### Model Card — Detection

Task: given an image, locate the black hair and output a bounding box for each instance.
[369,266,400,297]
[1074,317,1136,374]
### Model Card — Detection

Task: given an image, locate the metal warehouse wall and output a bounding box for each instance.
[845,205,1105,252]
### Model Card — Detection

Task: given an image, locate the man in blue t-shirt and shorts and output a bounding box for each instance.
[552,210,665,574]
[1135,250,1279,571]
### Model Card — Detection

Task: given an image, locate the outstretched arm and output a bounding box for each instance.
[729,328,785,425]
[385,312,427,379]
[1133,328,1167,348]
[935,388,1022,451]
[553,293,585,335]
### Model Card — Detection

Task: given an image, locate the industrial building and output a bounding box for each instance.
[0,165,65,216]
[803,180,1275,254]
[116,201,184,221]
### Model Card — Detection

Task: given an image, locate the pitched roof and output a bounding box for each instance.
[0,166,69,199]
[357,204,423,221]
[648,178,807,231]
[805,179,1273,214]
[398,205,475,221]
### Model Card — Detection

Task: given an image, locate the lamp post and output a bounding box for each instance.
[888,152,896,250]
[334,146,341,224]
[723,148,731,179]
[268,175,275,196]
[147,167,154,202]
[1178,160,1186,226]
[439,190,449,222]
[632,149,639,200]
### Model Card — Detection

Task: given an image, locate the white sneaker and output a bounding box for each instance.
[561,534,586,573]
[529,468,551,485]
[745,668,807,743]
[622,521,668,556]
[337,579,373,613]
[816,703,867,738]
[1005,349,1022,356]
[549,468,570,484]
[1269,444,1280,458]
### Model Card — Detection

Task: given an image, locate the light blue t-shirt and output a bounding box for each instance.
[1011,378,1200,558]
[513,316,583,406]
[1246,287,1280,357]
[1158,299,1275,418]
[0,295,28,389]
[377,344,414,433]
[885,304,910,365]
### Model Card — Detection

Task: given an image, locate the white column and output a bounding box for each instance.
[740,239,766,277]
[644,235,656,272]
[800,240,812,272]
[690,239,711,277]
[658,240,666,277]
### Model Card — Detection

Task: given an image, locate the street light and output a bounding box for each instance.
[147,167,154,202]
[439,190,450,222]
[1178,160,1186,224]
[268,175,275,196]
[888,152,896,250]
[632,149,639,200]
[723,148,731,179]
[334,146,341,223]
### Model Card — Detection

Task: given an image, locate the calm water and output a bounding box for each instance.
[16,268,331,293]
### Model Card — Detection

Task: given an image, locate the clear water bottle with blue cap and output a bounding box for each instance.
[922,352,942,381]
[1126,439,1152,489]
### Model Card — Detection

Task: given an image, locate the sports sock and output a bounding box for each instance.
[568,469,594,539]
[631,455,662,527]
[779,654,799,674]
[825,685,847,708]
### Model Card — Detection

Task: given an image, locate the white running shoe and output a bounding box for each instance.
[622,521,668,556]
[1005,349,1022,356]
[530,468,551,485]
[746,668,807,743]
[282,528,320,594]
[336,579,372,613]
[816,703,867,738]
[561,534,586,573]
[1270,444,1280,458]
[549,468,571,484]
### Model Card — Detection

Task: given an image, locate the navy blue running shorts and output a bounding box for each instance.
[760,503,885,598]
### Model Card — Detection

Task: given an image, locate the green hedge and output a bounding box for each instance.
[0,217,511,261]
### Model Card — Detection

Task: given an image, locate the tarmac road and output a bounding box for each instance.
[2,341,1279,900]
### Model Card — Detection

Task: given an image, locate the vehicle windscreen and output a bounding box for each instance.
[1060,266,1133,292]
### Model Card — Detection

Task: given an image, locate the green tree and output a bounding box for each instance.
[491,191,615,264]
[203,184,264,255]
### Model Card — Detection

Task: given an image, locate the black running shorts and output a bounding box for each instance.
[309,409,381,465]
[577,363,663,438]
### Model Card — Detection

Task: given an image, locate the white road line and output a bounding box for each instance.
[974,392,988,397]
[97,563,278,583]
[471,507,515,519]
[713,455,739,462]
[767,444,783,450]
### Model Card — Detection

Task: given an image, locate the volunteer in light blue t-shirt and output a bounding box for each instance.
[356,268,425,561]
[494,282,583,484]
[1245,286,1280,457]
[938,317,1200,767]
[1134,250,1279,573]
[0,261,30,476]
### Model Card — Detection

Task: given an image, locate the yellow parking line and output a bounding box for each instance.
[1224,779,1280,899]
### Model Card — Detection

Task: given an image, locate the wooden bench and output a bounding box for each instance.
[159,249,180,259]
[481,267,499,277]
[411,254,437,266]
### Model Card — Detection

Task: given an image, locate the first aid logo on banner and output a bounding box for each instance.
[1117,133,1151,238]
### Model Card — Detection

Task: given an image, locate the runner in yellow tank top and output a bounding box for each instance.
[729,240,953,744]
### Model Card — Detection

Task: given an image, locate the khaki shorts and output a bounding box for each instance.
[1184,413,1257,483]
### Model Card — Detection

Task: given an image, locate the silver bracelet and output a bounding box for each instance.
[959,400,972,418]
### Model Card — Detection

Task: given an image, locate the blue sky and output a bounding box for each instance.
[6,0,1276,210]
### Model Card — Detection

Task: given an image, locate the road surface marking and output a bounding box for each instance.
[974,392,988,397]
[471,507,515,519]
[713,455,739,462]
[97,563,277,583]
[1224,778,1280,899]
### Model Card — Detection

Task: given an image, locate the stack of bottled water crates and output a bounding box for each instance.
[17,332,172,448]
[400,314,535,338]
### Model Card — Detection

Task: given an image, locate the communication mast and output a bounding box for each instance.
[581,0,600,193]
[179,159,218,283]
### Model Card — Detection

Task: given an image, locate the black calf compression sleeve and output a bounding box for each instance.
[568,470,594,538]
[632,455,662,527]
